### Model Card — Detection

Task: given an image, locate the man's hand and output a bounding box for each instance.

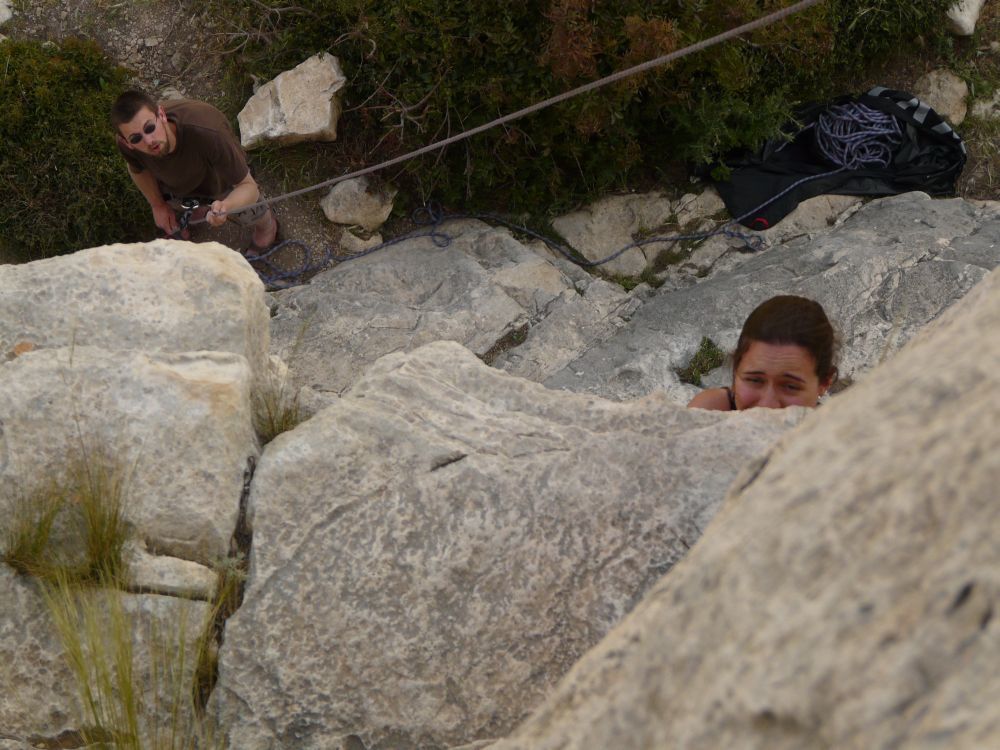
[207,200,228,228]
[152,203,180,236]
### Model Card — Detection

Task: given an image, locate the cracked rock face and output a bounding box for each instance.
[211,341,803,750]
[268,220,569,396]
[488,263,1000,750]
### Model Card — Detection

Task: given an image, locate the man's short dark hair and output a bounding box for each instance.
[111,90,158,129]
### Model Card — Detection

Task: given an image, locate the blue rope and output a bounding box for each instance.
[815,102,902,169]
[246,102,904,287]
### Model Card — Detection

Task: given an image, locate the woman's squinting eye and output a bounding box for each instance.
[782,383,803,392]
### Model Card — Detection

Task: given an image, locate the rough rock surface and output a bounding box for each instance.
[0,346,256,563]
[320,176,397,232]
[0,567,209,745]
[947,0,987,35]
[126,541,218,600]
[212,341,803,750]
[269,221,570,395]
[913,69,969,125]
[493,278,638,384]
[238,52,346,149]
[550,192,675,277]
[0,240,271,387]
[971,89,1000,120]
[657,194,864,290]
[545,193,1000,401]
[487,264,1000,750]
[673,188,726,227]
[0,1,11,25]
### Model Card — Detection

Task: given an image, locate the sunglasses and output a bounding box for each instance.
[127,120,157,145]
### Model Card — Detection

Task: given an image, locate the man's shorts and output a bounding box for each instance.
[163,192,270,227]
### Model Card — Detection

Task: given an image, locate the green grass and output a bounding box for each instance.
[193,554,248,706]
[2,447,133,585]
[2,487,65,579]
[2,443,230,748]
[676,337,727,386]
[252,373,304,444]
[42,571,219,750]
[253,323,312,444]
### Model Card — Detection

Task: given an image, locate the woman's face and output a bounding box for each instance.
[733,340,831,410]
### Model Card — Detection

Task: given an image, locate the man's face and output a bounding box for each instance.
[118,106,170,156]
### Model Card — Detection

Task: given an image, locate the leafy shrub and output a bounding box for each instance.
[0,38,148,261]
[211,0,954,214]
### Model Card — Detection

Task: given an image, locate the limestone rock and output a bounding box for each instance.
[493,279,639,384]
[126,541,219,600]
[320,176,397,232]
[913,69,969,125]
[971,89,1000,120]
[762,193,863,241]
[238,52,346,149]
[488,263,1000,750]
[546,193,999,401]
[0,240,271,390]
[268,222,570,395]
[947,0,986,35]
[0,347,257,564]
[0,567,209,743]
[674,187,725,227]
[551,192,675,277]
[338,228,383,255]
[212,341,803,750]
[0,1,11,26]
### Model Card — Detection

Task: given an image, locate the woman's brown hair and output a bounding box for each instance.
[733,295,839,383]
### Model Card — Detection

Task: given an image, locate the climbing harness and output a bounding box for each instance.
[177,197,200,236]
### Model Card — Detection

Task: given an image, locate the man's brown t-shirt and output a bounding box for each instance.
[118,100,249,199]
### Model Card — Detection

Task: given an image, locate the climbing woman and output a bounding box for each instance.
[687,295,838,411]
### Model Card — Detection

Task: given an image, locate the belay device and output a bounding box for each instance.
[710,86,967,230]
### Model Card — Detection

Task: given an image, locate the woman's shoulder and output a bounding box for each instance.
[687,387,734,411]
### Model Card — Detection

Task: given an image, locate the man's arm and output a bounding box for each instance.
[206,172,261,227]
[126,165,179,236]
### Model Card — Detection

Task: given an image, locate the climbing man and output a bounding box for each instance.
[111,90,278,253]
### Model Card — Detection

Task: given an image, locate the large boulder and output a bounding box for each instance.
[487,265,1000,749]
[238,52,347,149]
[0,240,271,388]
[545,193,1000,401]
[211,341,803,749]
[0,346,257,564]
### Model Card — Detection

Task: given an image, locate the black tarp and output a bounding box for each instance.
[710,87,967,230]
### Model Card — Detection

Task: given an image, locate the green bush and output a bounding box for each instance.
[211,0,954,214]
[0,38,148,261]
